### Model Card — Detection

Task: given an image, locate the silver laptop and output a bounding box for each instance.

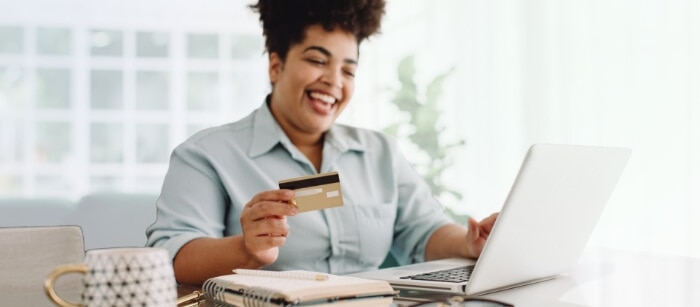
[352,144,631,295]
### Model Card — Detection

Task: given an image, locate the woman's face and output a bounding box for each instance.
[268,24,358,141]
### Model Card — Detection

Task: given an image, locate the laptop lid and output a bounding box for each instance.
[351,144,631,295]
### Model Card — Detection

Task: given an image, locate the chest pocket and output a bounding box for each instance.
[351,203,396,267]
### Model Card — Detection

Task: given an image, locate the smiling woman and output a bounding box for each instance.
[267,25,359,172]
[145,0,500,286]
[0,0,697,280]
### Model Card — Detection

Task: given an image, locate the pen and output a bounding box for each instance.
[232,269,329,281]
[176,291,203,306]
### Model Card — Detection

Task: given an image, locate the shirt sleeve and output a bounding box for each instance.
[387,137,454,265]
[145,139,229,260]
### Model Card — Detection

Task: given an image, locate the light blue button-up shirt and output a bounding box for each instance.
[146,100,453,274]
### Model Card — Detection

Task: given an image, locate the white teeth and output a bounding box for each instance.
[309,91,337,104]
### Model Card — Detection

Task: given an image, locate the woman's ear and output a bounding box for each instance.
[269,52,283,83]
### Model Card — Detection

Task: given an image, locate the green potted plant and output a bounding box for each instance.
[380,55,468,267]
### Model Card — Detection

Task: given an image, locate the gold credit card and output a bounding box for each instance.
[278,171,343,213]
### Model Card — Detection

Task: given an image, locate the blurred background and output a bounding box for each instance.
[0,0,698,258]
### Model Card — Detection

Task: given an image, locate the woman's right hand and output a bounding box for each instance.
[239,189,298,266]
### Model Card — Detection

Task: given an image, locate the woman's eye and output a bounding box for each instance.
[307,59,325,65]
[344,70,355,77]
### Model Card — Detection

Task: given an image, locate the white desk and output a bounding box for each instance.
[474,247,700,307]
[6,248,699,306]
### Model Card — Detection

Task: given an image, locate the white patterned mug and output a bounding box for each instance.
[44,247,177,307]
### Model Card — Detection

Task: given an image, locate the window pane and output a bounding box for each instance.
[0,26,23,54]
[90,175,121,192]
[136,123,169,163]
[90,29,122,56]
[134,176,163,193]
[35,121,71,163]
[231,34,263,59]
[136,71,168,110]
[136,31,169,58]
[90,122,123,163]
[13,118,22,161]
[36,68,71,109]
[0,119,16,162]
[232,70,266,106]
[0,174,21,196]
[35,175,70,194]
[0,65,25,109]
[90,70,123,109]
[187,124,205,137]
[37,27,71,55]
[187,33,218,59]
[187,72,218,110]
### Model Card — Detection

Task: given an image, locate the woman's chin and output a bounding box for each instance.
[306,122,333,135]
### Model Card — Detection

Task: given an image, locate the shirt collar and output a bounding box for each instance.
[325,124,365,153]
[248,98,284,158]
[248,97,366,158]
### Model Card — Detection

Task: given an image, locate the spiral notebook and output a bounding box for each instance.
[202,270,395,306]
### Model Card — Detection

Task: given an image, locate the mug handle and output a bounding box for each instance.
[44,264,87,307]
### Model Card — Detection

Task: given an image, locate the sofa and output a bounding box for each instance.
[0,193,158,250]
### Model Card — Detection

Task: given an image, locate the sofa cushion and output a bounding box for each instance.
[62,193,158,250]
[0,198,74,227]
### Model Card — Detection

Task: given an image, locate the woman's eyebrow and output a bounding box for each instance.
[303,46,358,65]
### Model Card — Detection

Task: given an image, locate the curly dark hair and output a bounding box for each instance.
[249,0,386,60]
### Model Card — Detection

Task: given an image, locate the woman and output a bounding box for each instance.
[146,0,497,285]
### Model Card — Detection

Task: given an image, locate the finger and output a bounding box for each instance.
[242,188,297,213]
[253,214,286,222]
[244,190,297,219]
[242,216,290,243]
[467,217,480,240]
[242,200,297,222]
[479,212,499,235]
[255,216,291,236]
[240,209,294,250]
[245,233,288,253]
[483,212,499,223]
[465,217,487,258]
[256,233,288,238]
[245,189,295,209]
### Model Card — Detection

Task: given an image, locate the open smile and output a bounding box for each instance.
[307,90,338,105]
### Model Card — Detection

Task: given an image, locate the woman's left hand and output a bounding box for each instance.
[465,212,499,258]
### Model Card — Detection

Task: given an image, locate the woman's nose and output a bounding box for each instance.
[321,68,343,88]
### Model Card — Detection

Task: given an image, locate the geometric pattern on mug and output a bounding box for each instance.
[81,251,176,307]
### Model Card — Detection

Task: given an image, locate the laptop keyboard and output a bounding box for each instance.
[399,265,475,283]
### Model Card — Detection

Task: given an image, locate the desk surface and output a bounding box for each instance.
[6,247,699,307]
[477,247,700,307]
